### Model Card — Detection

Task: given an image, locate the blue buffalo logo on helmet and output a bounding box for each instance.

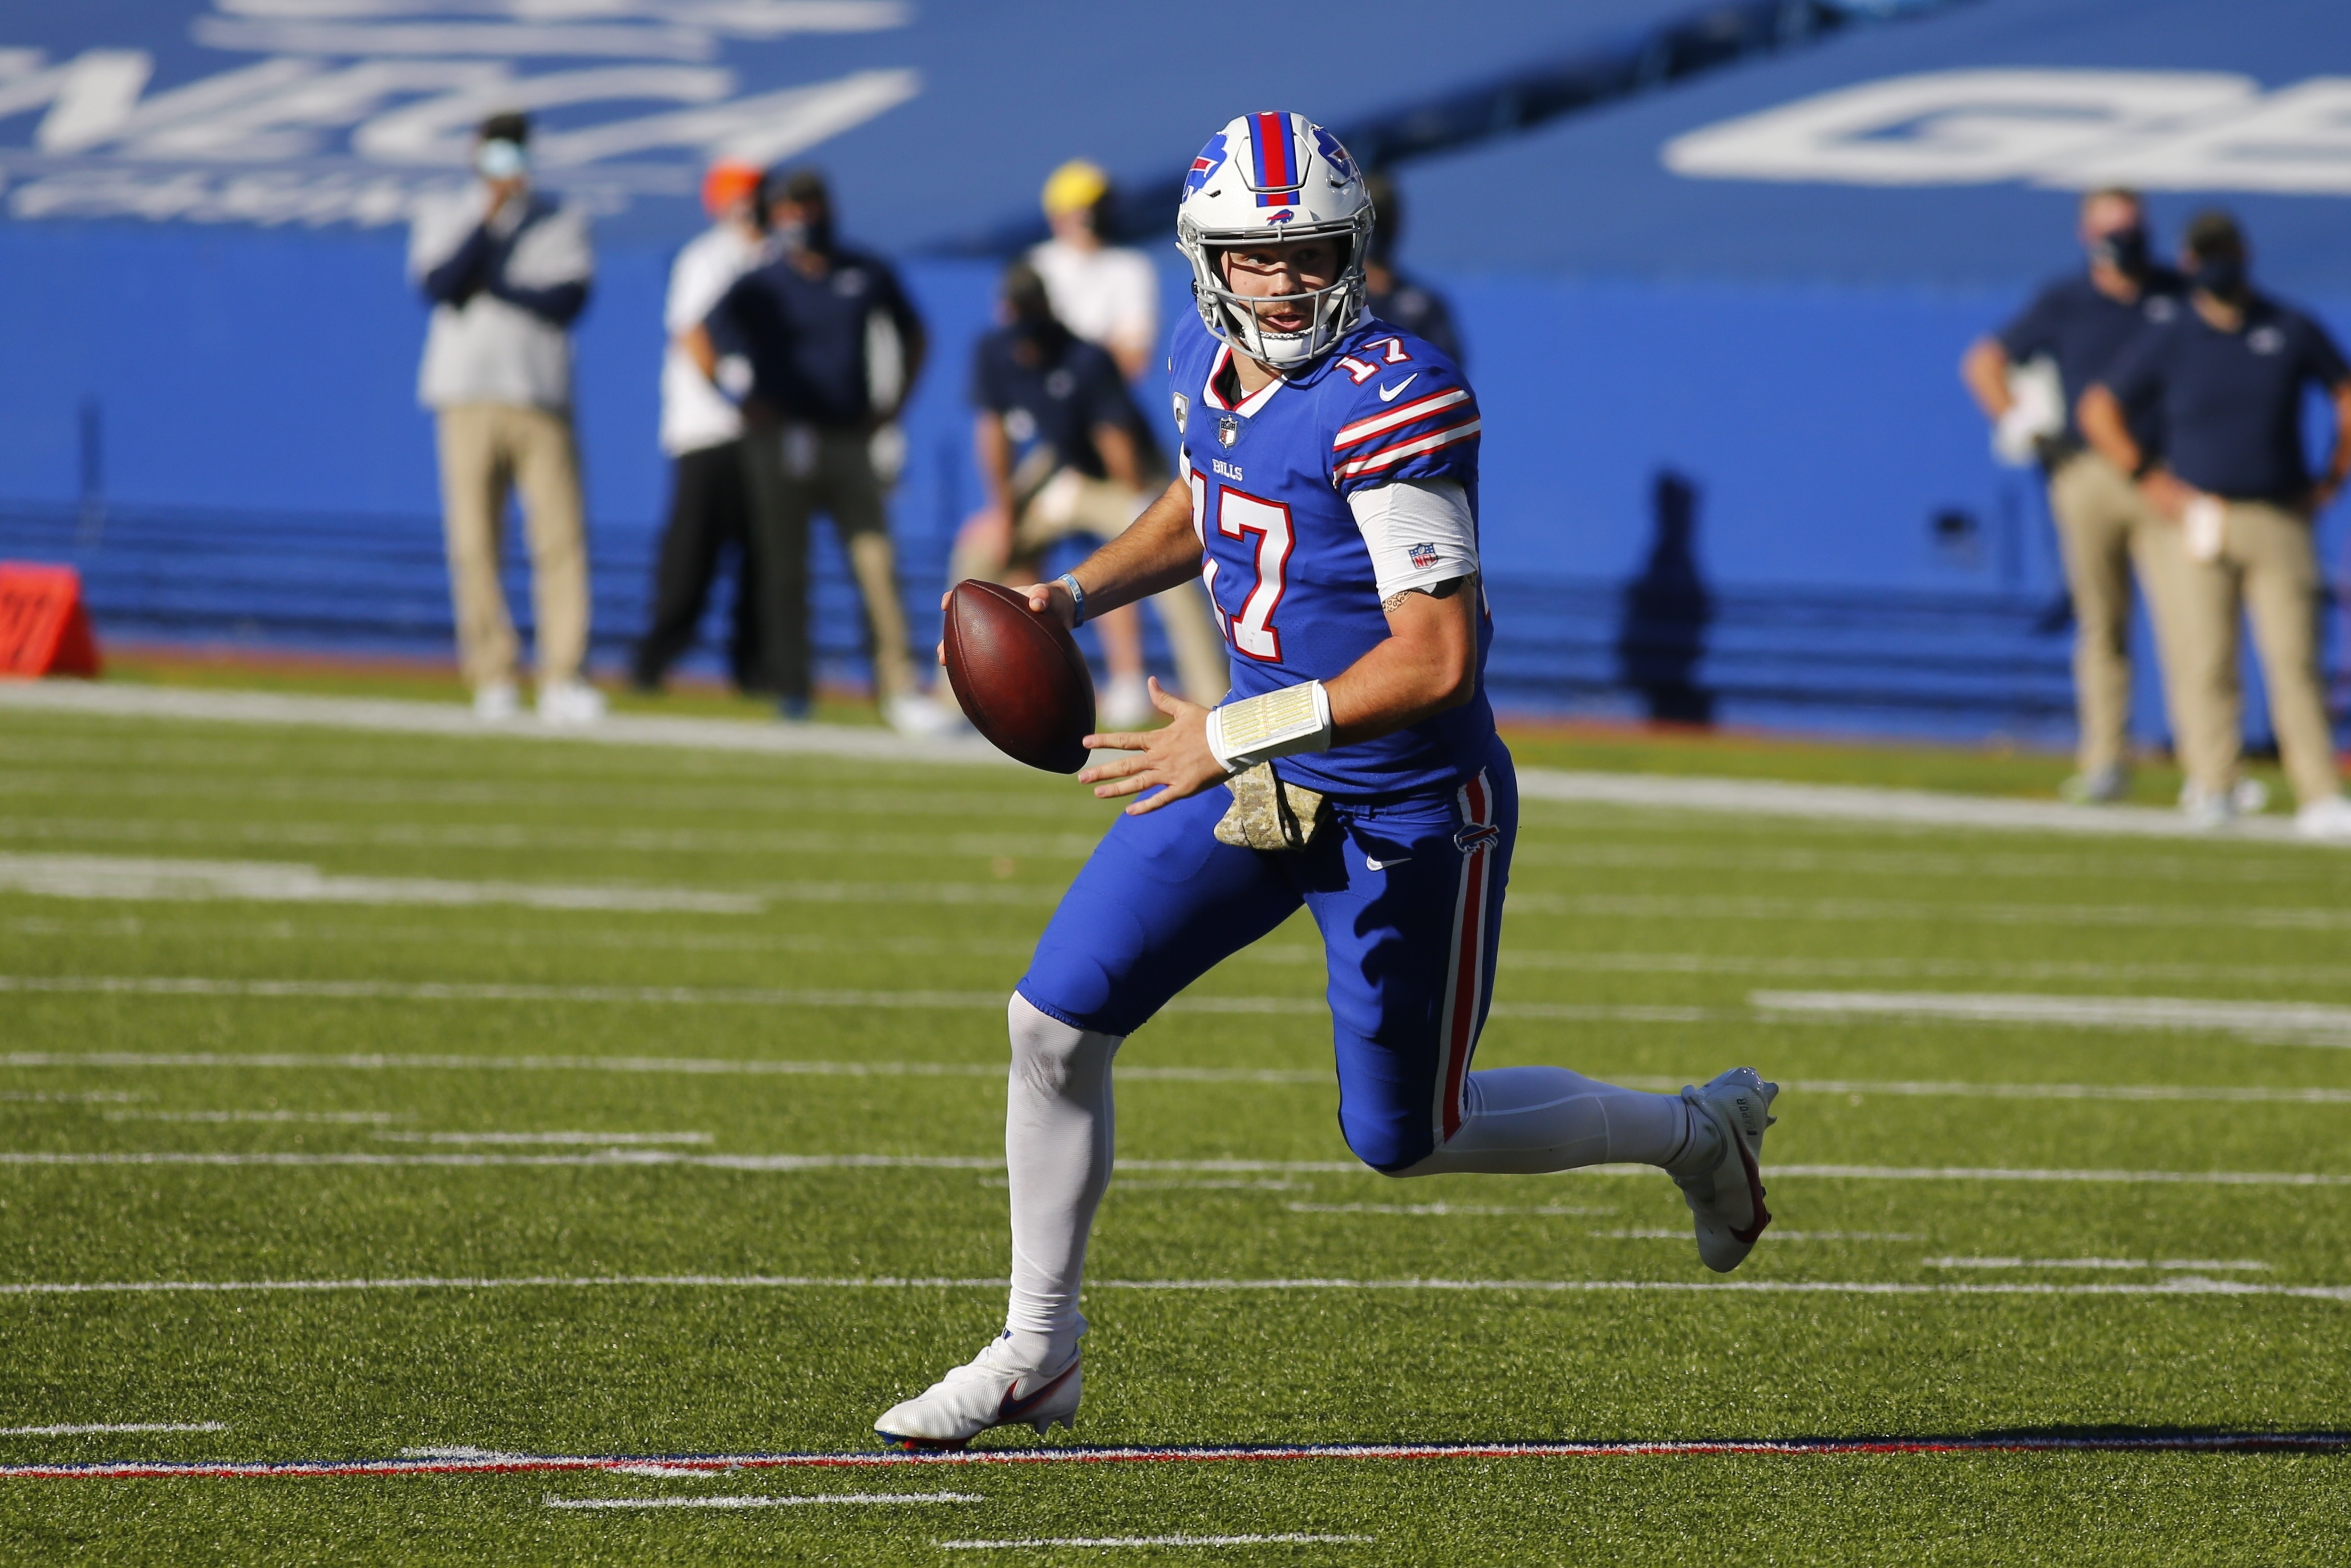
[1311,126,1360,185]
[1183,134,1227,199]
[1265,209,1295,225]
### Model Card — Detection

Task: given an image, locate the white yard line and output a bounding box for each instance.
[0,682,1010,767]
[372,1131,711,1146]
[0,975,1703,1026]
[1288,1203,1613,1217]
[939,1537,1373,1550]
[1513,893,2351,931]
[0,1273,2344,1302]
[549,1493,980,1510]
[1924,1257,2269,1271]
[0,856,759,914]
[0,1422,224,1436]
[8,1047,2345,1108]
[1754,990,2351,1046]
[0,1151,2344,1186]
[1594,1229,1922,1242]
[6,679,2334,845]
[0,817,1098,861]
[108,1111,398,1124]
[1511,767,2320,844]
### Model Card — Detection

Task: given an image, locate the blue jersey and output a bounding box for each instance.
[1168,311,1495,798]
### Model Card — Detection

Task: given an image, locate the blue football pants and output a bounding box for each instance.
[1018,748,1514,1172]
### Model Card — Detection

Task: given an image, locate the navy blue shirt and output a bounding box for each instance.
[705,244,921,428]
[1995,268,2185,449]
[970,324,1133,482]
[2103,294,2351,501]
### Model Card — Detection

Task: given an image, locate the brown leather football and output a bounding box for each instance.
[942,579,1096,773]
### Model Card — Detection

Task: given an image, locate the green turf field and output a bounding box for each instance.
[1,696,2347,1563]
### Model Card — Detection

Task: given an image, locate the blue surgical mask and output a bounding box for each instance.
[475,139,528,181]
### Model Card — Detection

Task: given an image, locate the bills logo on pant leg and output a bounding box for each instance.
[1432,770,1499,1145]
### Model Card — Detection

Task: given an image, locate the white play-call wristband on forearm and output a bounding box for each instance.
[1205,680,1333,775]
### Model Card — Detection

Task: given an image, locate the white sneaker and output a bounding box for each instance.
[472,682,520,722]
[1670,1067,1779,1274]
[2296,795,2351,841]
[882,691,959,739]
[873,1333,1081,1451]
[536,679,607,726]
[1100,674,1154,731]
[2058,765,2130,805]
[2179,783,2234,830]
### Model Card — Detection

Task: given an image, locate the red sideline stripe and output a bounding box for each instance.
[5,1433,2346,1480]
[1436,771,1493,1143]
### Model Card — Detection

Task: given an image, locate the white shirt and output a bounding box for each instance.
[1028,236,1157,361]
[410,187,593,413]
[660,222,765,455]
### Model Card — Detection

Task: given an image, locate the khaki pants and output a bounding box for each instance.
[433,403,589,690]
[2045,451,2190,777]
[740,423,918,705]
[950,469,1231,704]
[2165,497,2342,805]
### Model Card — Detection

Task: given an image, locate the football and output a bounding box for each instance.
[942,578,1096,773]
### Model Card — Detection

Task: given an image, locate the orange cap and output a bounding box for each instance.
[702,160,763,217]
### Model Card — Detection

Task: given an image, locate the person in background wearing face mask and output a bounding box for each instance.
[631,159,768,695]
[410,110,602,726]
[1963,188,2184,805]
[1361,172,1464,367]
[687,168,954,735]
[2082,211,2351,840]
[951,262,1229,717]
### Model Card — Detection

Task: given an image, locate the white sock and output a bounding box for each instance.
[1397,1066,1712,1176]
[1001,994,1120,1370]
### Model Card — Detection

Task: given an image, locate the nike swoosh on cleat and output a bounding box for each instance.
[994,1360,1079,1426]
[1377,375,1418,402]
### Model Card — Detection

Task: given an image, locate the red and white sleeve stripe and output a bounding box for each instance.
[1335,418,1483,481]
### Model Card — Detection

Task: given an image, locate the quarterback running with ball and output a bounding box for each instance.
[876,112,1778,1449]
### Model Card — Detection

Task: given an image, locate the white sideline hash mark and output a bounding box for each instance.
[550,1493,980,1510]
[0,855,760,914]
[939,1537,1372,1550]
[0,1422,225,1436]
[1,1275,2348,1303]
[1753,990,2351,1046]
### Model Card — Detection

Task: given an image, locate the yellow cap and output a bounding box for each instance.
[1041,159,1109,218]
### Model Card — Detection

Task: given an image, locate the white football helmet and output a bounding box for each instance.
[1176,111,1372,369]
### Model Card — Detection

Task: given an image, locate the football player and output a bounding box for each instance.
[877,113,1778,1450]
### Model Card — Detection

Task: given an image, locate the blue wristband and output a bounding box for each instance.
[1056,572,1088,627]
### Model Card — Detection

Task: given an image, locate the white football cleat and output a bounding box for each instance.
[1671,1067,1779,1274]
[873,1334,1081,1451]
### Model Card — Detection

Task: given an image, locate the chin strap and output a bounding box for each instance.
[1205,680,1333,775]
